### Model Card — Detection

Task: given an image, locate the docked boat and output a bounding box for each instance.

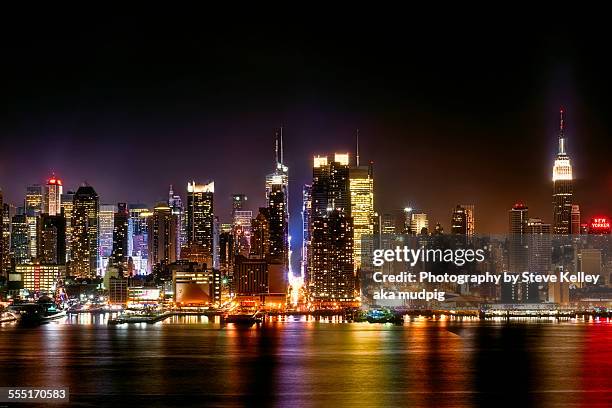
[366,308,403,324]
[9,300,67,324]
[222,303,262,325]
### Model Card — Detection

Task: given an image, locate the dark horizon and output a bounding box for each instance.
[2,15,612,237]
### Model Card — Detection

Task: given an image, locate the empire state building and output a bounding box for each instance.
[552,109,573,234]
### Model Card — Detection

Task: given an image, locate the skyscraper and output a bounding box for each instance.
[268,183,288,266]
[451,205,467,235]
[410,212,429,235]
[0,189,3,277]
[169,185,185,255]
[552,109,573,235]
[505,202,529,303]
[251,207,270,258]
[232,194,248,212]
[462,204,475,237]
[128,204,150,275]
[72,185,99,277]
[25,184,43,260]
[349,154,374,272]
[98,204,116,270]
[309,153,356,305]
[61,191,75,263]
[112,203,129,271]
[147,204,178,271]
[37,212,67,265]
[301,184,312,279]
[1,202,10,274]
[45,174,63,216]
[186,181,214,260]
[11,211,29,265]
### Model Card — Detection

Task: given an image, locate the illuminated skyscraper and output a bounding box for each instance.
[37,212,66,265]
[61,191,75,263]
[504,202,529,303]
[309,153,356,305]
[168,185,185,255]
[233,210,252,257]
[552,109,573,235]
[11,210,29,265]
[251,207,270,258]
[186,181,214,260]
[45,174,63,216]
[128,204,150,275]
[25,184,43,260]
[462,204,475,237]
[0,189,3,276]
[349,159,374,272]
[1,202,10,274]
[301,184,312,278]
[72,185,99,277]
[112,203,129,271]
[147,204,178,271]
[451,205,467,235]
[98,204,116,269]
[265,129,289,273]
[232,194,248,212]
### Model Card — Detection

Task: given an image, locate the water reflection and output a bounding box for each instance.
[0,317,611,407]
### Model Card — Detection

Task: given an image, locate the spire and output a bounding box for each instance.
[356,128,360,167]
[280,126,284,165]
[558,108,566,155]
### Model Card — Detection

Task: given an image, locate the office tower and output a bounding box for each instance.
[186,181,214,260]
[219,231,234,273]
[301,184,312,278]
[147,204,178,271]
[403,207,413,233]
[61,191,75,262]
[111,203,129,270]
[462,204,475,237]
[380,213,396,235]
[410,212,429,236]
[44,174,63,216]
[128,204,150,275]
[17,263,65,294]
[505,203,529,303]
[451,205,467,235]
[265,129,289,270]
[72,185,99,277]
[349,148,374,272]
[251,208,270,258]
[0,190,3,276]
[579,249,604,285]
[37,211,67,265]
[25,184,43,260]
[98,204,116,263]
[168,185,185,254]
[11,211,29,265]
[233,210,252,257]
[309,153,355,305]
[525,218,551,302]
[571,205,581,235]
[268,183,288,266]
[552,109,573,235]
[1,202,11,274]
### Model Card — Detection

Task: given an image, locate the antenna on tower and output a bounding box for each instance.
[280,125,284,165]
[558,108,566,155]
[559,108,564,136]
[356,128,360,167]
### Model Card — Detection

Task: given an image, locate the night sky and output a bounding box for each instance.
[2,14,612,244]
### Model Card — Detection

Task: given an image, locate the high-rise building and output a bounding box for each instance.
[232,194,248,212]
[462,204,475,237]
[25,184,43,260]
[349,154,374,272]
[61,191,75,263]
[72,185,99,277]
[37,212,67,265]
[45,174,63,216]
[309,153,356,305]
[525,218,551,302]
[98,204,116,262]
[1,202,11,274]
[571,205,581,235]
[233,210,252,257]
[11,211,29,265]
[0,189,3,277]
[301,184,312,278]
[268,183,288,266]
[552,109,573,235]
[112,203,129,270]
[128,204,150,275]
[451,205,467,235]
[251,208,270,258]
[168,185,185,255]
[147,204,178,271]
[186,181,214,260]
[505,202,529,303]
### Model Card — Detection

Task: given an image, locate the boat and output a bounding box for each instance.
[222,302,262,325]
[366,308,403,324]
[9,300,67,324]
